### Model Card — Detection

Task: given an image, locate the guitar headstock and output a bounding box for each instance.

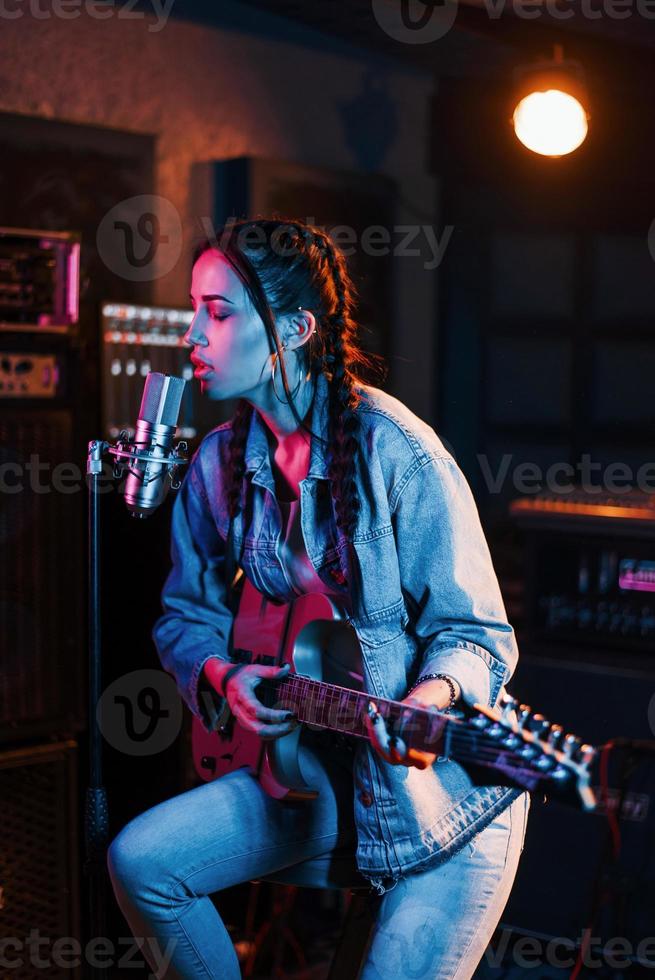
[469,694,598,811]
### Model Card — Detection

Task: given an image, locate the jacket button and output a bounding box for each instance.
[359,791,373,807]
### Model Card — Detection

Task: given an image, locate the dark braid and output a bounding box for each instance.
[316,234,363,539]
[226,400,252,520]
[191,219,384,555]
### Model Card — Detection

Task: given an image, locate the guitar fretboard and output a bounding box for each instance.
[260,674,448,750]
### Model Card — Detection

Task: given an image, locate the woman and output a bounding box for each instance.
[107,218,529,979]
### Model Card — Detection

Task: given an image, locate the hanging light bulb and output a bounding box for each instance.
[511,45,590,158]
[514,90,588,156]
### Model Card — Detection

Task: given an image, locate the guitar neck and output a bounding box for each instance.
[260,673,450,750]
[258,673,598,806]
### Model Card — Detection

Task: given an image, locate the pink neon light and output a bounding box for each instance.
[67,243,80,322]
[619,572,655,593]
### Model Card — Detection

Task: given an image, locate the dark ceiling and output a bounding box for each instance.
[159,0,655,93]
[229,0,655,70]
[146,0,655,111]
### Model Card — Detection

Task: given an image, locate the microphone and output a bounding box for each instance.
[118,372,187,518]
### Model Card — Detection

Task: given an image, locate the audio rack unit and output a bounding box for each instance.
[0,227,80,333]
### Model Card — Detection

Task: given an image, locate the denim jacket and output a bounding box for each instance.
[152,373,524,894]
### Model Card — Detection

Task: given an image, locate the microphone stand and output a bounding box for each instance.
[84,432,187,977]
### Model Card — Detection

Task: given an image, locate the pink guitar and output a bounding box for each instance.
[192,579,598,811]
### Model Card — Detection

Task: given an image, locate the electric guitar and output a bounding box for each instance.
[192,579,598,811]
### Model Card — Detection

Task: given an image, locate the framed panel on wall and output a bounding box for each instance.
[0,111,155,348]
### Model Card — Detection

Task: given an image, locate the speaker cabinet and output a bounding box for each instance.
[0,405,85,742]
[0,740,81,979]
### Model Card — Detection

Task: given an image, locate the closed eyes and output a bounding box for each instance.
[189,295,231,321]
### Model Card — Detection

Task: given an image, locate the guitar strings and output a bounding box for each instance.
[257,676,566,776]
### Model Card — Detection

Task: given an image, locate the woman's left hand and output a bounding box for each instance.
[363,677,461,770]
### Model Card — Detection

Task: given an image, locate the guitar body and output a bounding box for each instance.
[192,578,364,800]
[191,582,599,812]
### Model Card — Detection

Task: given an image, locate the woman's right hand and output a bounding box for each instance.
[204,660,299,740]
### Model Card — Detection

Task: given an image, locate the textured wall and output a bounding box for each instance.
[0,5,439,416]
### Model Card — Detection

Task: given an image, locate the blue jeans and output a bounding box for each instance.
[107,734,529,979]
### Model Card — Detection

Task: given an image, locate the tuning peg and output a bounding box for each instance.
[517,703,532,729]
[528,713,550,739]
[550,765,573,783]
[500,694,518,717]
[547,724,564,749]
[563,733,582,759]
[500,732,521,749]
[486,722,505,739]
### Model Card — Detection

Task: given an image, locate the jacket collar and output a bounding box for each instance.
[243,371,330,485]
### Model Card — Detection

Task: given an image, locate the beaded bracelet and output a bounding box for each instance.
[406,672,458,713]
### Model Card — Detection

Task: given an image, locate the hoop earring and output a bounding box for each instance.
[271,346,305,404]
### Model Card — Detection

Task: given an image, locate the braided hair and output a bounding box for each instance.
[191,217,383,549]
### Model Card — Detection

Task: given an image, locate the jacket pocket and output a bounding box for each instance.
[350,599,408,649]
[352,616,413,701]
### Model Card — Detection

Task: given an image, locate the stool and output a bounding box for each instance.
[327,886,378,980]
[240,882,306,978]
[236,882,377,979]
